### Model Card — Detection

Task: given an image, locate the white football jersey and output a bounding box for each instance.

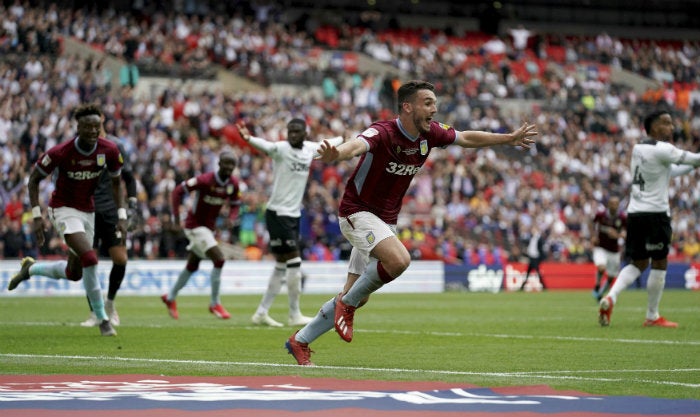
[627,140,687,215]
[249,136,343,217]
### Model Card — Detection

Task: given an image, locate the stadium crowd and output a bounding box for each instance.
[1,1,699,266]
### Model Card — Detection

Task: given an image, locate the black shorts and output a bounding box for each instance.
[624,212,672,261]
[265,209,300,255]
[94,208,123,256]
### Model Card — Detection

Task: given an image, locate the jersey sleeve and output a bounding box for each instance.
[660,142,687,165]
[183,175,201,192]
[248,136,278,156]
[358,123,384,152]
[107,144,124,177]
[35,149,58,177]
[432,121,457,147]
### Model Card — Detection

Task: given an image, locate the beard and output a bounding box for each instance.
[414,115,431,135]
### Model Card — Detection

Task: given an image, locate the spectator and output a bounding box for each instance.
[519,226,548,291]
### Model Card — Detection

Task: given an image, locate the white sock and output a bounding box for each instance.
[82,265,107,320]
[607,264,641,304]
[343,259,383,307]
[169,269,193,300]
[256,262,285,315]
[296,296,335,344]
[210,267,222,306]
[646,269,666,321]
[29,261,67,279]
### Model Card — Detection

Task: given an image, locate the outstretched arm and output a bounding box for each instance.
[454,122,537,149]
[670,164,694,177]
[316,137,368,163]
[236,122,276,154]
[311,136,344,158]
[677,150,700,168]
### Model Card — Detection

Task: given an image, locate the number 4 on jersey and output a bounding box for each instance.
[632,166,645,191]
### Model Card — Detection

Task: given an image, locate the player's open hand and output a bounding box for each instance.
[315,139,340,163]
[236,122,251,142]
[510,122,538,149]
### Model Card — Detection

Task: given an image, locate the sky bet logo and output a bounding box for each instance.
[467,265,543,292]
[467,265,503,293]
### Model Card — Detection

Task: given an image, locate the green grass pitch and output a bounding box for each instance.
[1,290,698,400]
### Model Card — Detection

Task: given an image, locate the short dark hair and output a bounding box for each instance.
[397,80,435,112]
[288,118,306,127]
[643,110,670,134]
[219,151,237,166]
[73,103,102,121]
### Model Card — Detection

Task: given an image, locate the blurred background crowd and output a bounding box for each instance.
[1,0,699,266]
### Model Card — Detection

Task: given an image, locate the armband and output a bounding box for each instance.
[32,206,42,219]
[117,208,128,220]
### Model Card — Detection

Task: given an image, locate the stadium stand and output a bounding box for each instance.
[0,0,698,266]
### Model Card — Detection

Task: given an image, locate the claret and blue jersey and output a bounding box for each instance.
[339,118,456,224]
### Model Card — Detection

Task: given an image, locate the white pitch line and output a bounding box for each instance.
[360,328,700,346]
[3,321,700,346]
[2,353,699,389]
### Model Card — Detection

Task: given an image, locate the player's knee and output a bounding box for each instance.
[378,258,407,284]
[186,260,200,272]
[80,250,98,267]
[383,252,411,278]
[65,267,82,281]
[111,251,128,265]
[65,256,83,281]
[212,259,225,269]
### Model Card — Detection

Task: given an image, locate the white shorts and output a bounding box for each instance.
[347,247,369,275]
[184,227,218,258]
[340,211,397,264]
[48,207,95,251]
[593,247,621,277]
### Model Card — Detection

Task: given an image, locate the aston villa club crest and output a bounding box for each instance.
[226,184,234,195]
[419,140,428,155]
[96,154,106,166]
[366,232,375,245]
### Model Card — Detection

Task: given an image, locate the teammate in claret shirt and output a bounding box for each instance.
[161,151,241,320]
[285,80,538,365]
[80,115,138,328]
[591,196,626,302]
[8,103,125,337]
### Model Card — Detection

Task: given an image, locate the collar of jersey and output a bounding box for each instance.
[214,171,229,185]
[396,118,420,142]
[74,137,97,155]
